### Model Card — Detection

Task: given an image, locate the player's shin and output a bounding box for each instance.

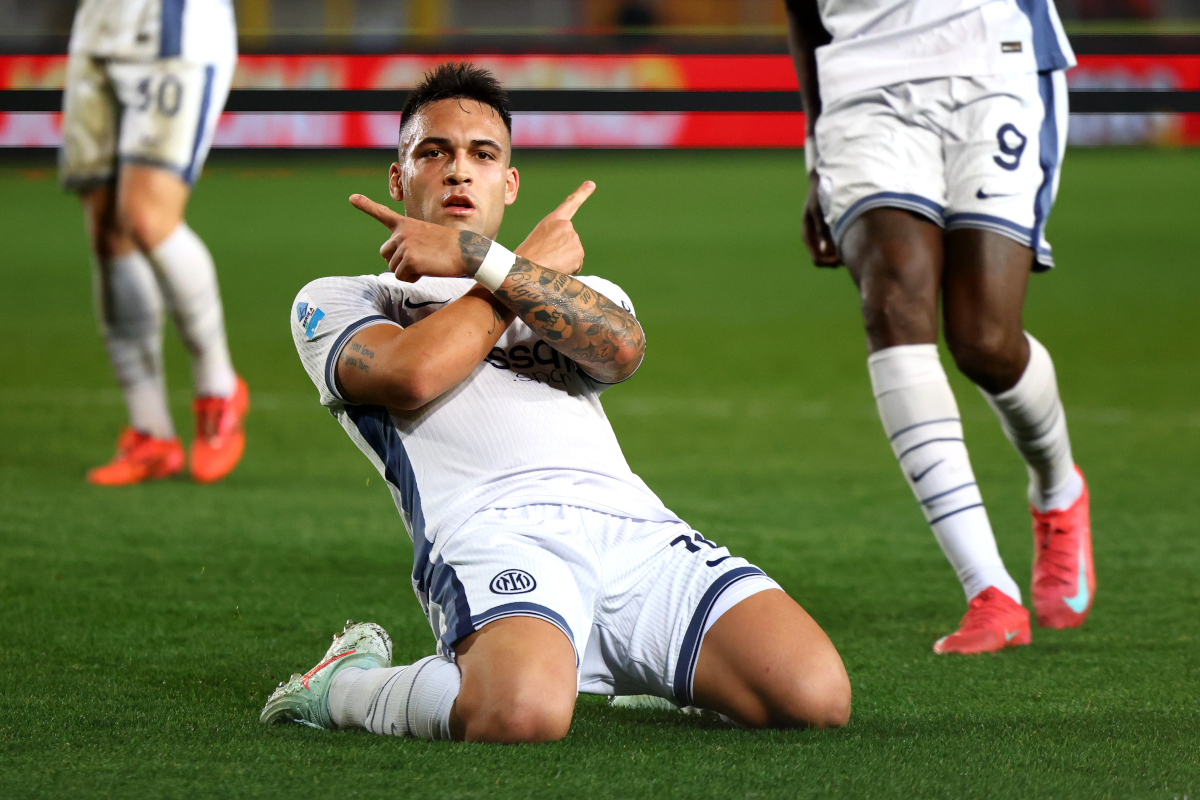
[95,251,174,439]
[868,345,1021,604]
[979,333,1081,513]
[146,224,237,399]
[328,656,461,739]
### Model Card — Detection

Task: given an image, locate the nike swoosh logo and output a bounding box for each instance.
[1005,630,1020,641]
[705,555,732,567]
[404,298,447,309]
[976,188,1018,200]
[1064,547,1090,613]
[909,459,944,483]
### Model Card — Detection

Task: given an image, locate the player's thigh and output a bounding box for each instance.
[840,208,945,351]
[692,589,850,729]
[426,506,598,741]
[451,615,578,743]
[60,55,120,194]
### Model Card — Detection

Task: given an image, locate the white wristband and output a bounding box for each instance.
[804,135,818,173]
[473,240,517,293]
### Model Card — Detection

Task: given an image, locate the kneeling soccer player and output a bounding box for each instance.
[261,64,850,742]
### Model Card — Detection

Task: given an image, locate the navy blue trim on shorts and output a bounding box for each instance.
[160,0,186,58]
[1015,0,1072,72]
[833,191,945,245]
[182,64,215,185]
[672,565,765,706]
[323,315,393,402]
[1031,71,1062,272]
[430,558,475,651]
[470,602,579,664]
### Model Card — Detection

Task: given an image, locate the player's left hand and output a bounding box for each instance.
[514,180,594,275]
[350,193,468,282]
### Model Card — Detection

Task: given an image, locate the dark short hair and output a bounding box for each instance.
[399,62,512,140]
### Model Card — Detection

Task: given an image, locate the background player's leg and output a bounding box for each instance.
[83,185,173,440]
[943,229,1091,629]
[691,589,849,728]
[942,229,1081,512]
[329,616,577,743]
[841,210,1023,621]
[118,165,237,400]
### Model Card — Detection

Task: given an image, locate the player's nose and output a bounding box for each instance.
[445,157,472,185]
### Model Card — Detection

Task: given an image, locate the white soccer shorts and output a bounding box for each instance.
[417,504,780,706]
[814,70,1069,270]
[59,54,234,190]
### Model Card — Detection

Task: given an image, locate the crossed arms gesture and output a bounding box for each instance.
[335,182,645,410]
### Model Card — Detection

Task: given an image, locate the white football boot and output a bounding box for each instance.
[260,620,392,728]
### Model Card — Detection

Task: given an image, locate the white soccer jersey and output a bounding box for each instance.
[68,0,237,62]
[813,0,1076,105]
[290,273,680,552]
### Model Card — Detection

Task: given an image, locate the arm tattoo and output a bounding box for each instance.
[492,256,645,383]
[458,231,491,277]
[341,340,376,373]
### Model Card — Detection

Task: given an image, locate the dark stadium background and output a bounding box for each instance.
[1,2,1197,798]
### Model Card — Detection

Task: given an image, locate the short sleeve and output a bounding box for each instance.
[572,274,641,389]
[290,275,401,407]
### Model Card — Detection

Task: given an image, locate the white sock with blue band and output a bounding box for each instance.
[868,345,1021,604]
[329,656,461,740]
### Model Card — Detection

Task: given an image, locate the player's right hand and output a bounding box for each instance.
[350,193,466,282]
[514,180,594,275]
[803,173,840,268]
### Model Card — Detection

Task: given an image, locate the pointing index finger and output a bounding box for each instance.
[350,193,404,229]
[548,180,596,221]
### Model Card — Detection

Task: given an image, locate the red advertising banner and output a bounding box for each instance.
[1,54,1197,147]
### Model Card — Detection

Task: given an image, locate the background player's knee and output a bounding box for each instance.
[118,167,190,253]
[944,321,1028,393]
[844,229,941,350]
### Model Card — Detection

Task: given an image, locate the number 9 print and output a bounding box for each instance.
[993,123,1027,171]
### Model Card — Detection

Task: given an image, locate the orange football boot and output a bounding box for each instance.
[933,587,1031,655]
[1031,467,1094,628]
[189,375,250,484]
[87,428,184,486]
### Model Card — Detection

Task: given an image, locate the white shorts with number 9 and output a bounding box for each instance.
[58,53,234,190]
[814,70,1069,270]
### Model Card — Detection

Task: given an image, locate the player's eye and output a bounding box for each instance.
[475,151,495,161]
[421,149,442,159]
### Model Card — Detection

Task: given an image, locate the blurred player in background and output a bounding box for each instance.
[785,0,1093,653]
[60,0,249,485]
[261,64,850,742]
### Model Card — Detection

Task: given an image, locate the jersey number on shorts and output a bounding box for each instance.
[993,124,1028,172]
[135,75,183,118]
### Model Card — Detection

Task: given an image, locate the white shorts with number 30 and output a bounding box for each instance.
[58,53,234,190]
[815,71,1069,270]
[419,504,780,706]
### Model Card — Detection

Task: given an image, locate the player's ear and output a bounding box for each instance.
[388,162,403,203]
[504,166,519,206]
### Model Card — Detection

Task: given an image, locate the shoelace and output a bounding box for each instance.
[1034,519,1076,589]
[194,400,225,442]
[955,591,1013,631]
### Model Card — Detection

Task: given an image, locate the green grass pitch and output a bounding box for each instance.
[1,147,1198,799]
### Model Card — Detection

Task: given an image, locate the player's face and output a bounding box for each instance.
[390,98,518,240]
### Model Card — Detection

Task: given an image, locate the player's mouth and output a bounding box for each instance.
[442,194,476,217]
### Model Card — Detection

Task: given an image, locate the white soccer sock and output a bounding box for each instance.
[328,656,461,740]
[980,333,1082,513]
[146,224,237,398]
[868,345,1021,604]
[94,251,174,439]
